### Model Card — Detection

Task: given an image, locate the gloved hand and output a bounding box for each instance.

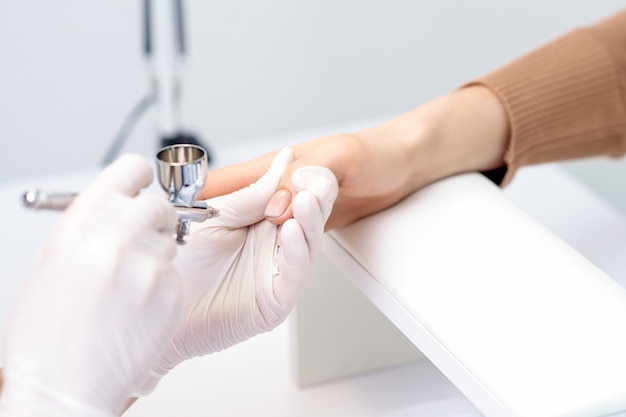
[0,154,182,417]
[135,147,338,394]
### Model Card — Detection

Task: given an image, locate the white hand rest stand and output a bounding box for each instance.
[319,172,626,417]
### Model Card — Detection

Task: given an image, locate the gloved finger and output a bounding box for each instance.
[126,194,179,260]
[273,168,337,305]
[291,190,325,260]
[203,147,295,229]
[291,167,338,259]
[274,218,309,306]
[291,166,338,224]
[81,154,154,201]
[263,159,326,226]
[128,193,178,235]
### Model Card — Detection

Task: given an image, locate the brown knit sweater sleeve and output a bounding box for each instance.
[467,9,626,186]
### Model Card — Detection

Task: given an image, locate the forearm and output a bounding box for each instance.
[367,10,626,194]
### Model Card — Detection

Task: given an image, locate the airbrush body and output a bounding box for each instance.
[21,144,218,244]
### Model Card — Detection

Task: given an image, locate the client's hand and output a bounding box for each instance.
[198,132,414,230]
[198,86,510,230]
[135,147,338,395]
[0,154,182,417]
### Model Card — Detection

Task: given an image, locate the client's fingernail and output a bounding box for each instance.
[265,189,291,218]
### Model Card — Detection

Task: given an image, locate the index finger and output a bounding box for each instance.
[199,150,279,199]
[82,154,154,200]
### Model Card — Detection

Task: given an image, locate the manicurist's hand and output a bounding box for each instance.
[0,154,182,417]
[135,147,338,395]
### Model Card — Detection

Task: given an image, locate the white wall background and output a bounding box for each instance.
[1,1,625,209]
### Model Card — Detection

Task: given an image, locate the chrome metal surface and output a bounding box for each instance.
[156,144,208,207]
[156,144,218,244]
[21,188,77,210]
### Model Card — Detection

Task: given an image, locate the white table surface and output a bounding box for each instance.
[325,166,626,417]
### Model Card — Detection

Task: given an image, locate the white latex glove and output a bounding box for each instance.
[0,154,182,417]
[135,147,338,394]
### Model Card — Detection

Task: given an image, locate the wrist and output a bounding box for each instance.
[364,85,510,194]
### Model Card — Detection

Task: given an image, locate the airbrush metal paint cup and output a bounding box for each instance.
[156,144,207,207]
[156,144,218,244]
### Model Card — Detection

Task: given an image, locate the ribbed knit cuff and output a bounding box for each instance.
[465,10,626,186]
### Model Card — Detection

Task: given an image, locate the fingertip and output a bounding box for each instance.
[291,166,337,196]
[291,166,338,222]
[277,147,296,165]
[246,147,296,201]
[265,147,295,178]
[292,191,323,230]
[87,153,154,198]
[109,154,154,189]
[131,193,178,236]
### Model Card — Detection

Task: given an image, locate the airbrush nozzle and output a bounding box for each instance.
[21,188,77,210]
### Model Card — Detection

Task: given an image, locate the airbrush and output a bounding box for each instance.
[21,144,218,244]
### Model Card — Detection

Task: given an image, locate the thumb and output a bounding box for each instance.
[80,154,154,202]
